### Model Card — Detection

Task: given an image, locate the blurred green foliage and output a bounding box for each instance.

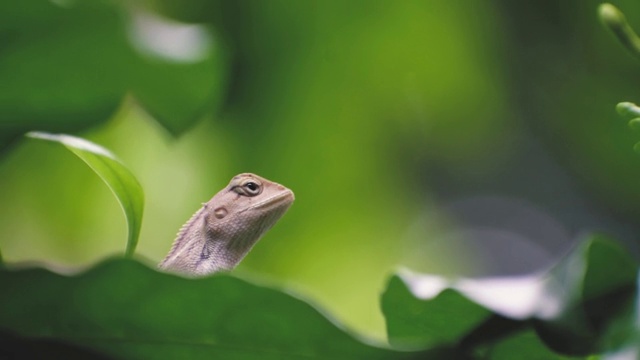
[2,0,640,345]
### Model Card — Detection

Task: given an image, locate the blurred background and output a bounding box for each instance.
[2,0,640,341]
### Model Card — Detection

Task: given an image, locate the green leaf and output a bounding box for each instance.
[381,275,491,349]
[381,236,639,357]
[0,258,431,359]
[534,236,637,355]
[131,51,228,135]
[0,0,131,151]
[125,1,229,135]
[26,132,144,257]
[0,0,228,152]
[485,331,582,360]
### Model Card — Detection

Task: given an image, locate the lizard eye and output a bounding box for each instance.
[233,180,262,196]
[243,182,260,195]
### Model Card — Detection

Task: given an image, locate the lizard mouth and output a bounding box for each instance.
[246,189,295,211]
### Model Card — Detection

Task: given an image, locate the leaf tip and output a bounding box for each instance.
[26,131,117,160]
[25,131,55,141]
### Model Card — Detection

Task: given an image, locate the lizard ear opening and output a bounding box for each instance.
[213,207,228,219]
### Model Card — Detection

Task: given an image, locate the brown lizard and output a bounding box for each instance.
[159,173,294,276]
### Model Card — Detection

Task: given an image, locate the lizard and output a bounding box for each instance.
[159,173,294,276]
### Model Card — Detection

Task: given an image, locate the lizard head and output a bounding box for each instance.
[213,173,294,215]
[204,173,295,254]
[160,173,294,275]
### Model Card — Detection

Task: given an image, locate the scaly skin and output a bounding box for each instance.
[159,173,294,276]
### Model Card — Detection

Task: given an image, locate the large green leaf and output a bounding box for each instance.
[0,0,227,152]
[0,258,442,359]
[381,236,639,357]
[0,0,128,150]
[26,132,144,257]
[130,51,228,135]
